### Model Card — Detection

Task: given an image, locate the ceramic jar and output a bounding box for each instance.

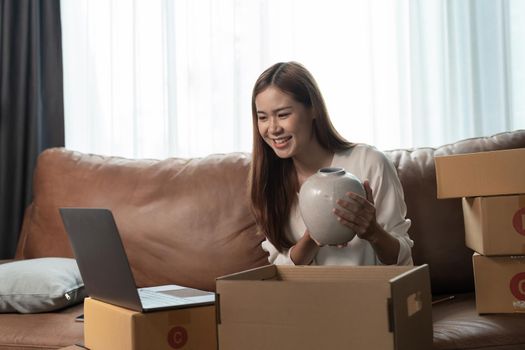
[298,167,366,245]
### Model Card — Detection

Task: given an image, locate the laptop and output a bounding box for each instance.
[59,207,215,313]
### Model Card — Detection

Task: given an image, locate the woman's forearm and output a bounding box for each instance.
[366,222,400,265]
[290,231,320,265]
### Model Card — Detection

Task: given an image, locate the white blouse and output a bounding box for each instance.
[261,144,414,266]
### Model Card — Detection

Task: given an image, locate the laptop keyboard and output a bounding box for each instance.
[138,289,187,308]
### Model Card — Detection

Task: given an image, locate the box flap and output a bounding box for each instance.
[389,264,432,350]
[216,264,277,281]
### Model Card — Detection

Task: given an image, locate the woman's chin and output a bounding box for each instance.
[273,147,294,159]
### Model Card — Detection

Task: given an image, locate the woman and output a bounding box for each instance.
[249,61,413,266]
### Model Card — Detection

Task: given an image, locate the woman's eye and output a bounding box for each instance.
[278,113,290,118]
[257,115,267,121]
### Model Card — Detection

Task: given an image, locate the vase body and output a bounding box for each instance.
[298,167,366,245]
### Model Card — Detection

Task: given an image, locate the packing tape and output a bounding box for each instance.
[509,255,525,262]
[513,300,525,310]
[168,309,191,324]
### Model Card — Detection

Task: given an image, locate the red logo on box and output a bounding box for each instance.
[167,326,188,349]
[510,272,525,300]
[512,208,525,236]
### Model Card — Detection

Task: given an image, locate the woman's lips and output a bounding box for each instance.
[272,136,292,149]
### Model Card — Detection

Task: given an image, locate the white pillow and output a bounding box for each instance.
[0,257,86,313]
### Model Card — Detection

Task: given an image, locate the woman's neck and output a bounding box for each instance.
[293,145,334,186]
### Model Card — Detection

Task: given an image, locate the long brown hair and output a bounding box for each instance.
[249,62,353,252]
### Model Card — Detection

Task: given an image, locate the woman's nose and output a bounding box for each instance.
[268,117,281,133]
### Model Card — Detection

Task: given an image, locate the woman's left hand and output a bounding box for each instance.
[333,180,380,242]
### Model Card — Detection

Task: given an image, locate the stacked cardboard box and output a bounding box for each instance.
[84,298,217,350]
[435,148,525,314]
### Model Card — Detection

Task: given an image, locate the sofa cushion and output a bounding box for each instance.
[0,258,85,313]
[433,293,525,350]
[15,149,269,292]
[0,303,83,349]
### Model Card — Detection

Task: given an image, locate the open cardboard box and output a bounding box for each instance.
[463,196,525,255]
[473,253,525,314]
[434,148,525,199]
[216,264,432,350]
[84,297,217,350]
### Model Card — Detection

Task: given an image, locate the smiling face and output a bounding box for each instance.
[255,86,317,160]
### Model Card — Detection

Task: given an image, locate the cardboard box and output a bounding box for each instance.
[84,298,217,350]
[216,265,432,350]
[463,195,525,255]
[473,253,525,314]
[434,148,525,198]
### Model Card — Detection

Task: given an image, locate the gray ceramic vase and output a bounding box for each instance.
[298,167,366,245]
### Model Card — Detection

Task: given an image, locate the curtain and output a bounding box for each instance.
[0,0,64,259]
[60,0,525,159]
[405,0,525,147]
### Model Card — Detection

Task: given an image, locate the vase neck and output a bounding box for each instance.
[318,167,345,176]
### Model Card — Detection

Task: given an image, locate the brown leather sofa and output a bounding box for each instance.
[1,129,524,350]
